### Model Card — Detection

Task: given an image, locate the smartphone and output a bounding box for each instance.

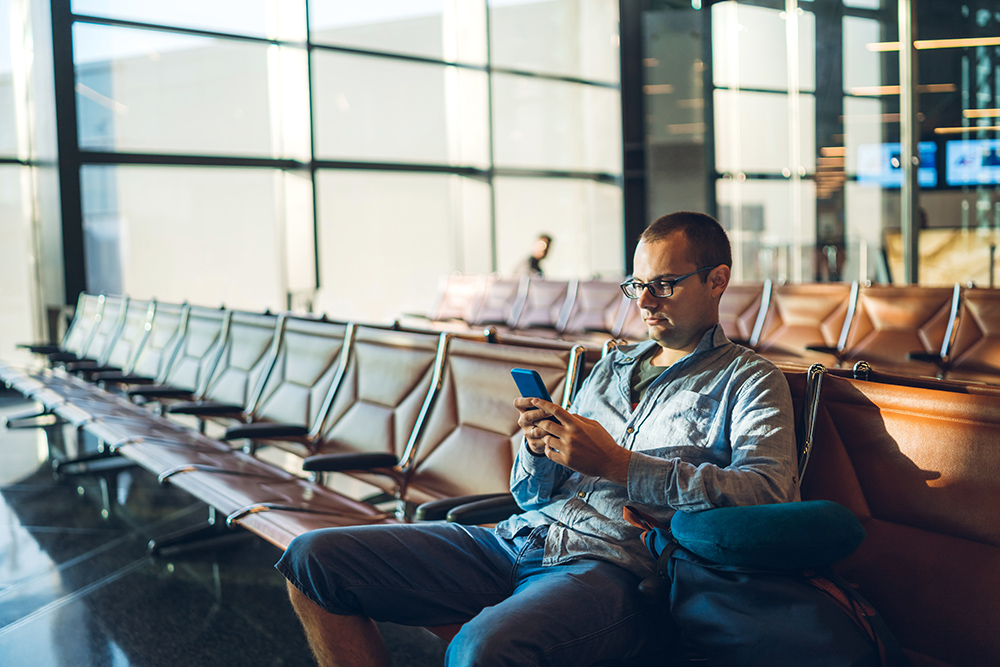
[511,368,560,423]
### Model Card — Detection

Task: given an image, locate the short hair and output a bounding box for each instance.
[640,211,732,271]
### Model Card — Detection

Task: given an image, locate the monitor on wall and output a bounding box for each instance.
[945,139,1000,186]
[856,141,938,188]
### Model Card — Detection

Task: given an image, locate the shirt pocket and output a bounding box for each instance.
[641,389,720,451]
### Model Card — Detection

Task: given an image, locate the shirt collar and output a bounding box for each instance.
[614,324,729,365]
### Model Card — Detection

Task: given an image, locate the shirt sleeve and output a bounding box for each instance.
[509,438,575,510]
[625,363,800,513]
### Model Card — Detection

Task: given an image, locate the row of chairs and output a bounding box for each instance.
[1,293,602,554]
[408,274,1000,384]
[721,281,1000,383]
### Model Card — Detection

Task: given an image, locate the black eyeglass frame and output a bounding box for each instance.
[619,266,717,299]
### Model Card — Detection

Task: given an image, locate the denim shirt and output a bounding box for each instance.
[495,325,800,578]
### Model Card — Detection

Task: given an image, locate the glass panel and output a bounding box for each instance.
[0,1,15,156]
[312,51,488,166]
[80,165,293,310]
[643,5,709,228]
[492,73,622,172]
[73,23,310,159]
[70,0,303,41]
[714,89,816,175]
[494,177,624,279]
[712,2,815,93]
[717,178,817,282]
[488,0,620,83]
[843,16,887,93]
[309,1,487,65]
[314,170,492,322]
[0,165,37,361]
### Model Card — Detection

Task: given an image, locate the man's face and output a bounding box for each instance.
[631,233,727,352]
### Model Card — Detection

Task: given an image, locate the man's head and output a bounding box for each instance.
[532,234,552,260]
[627,212,732,359]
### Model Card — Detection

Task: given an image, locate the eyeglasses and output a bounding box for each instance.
[619,266,716,299]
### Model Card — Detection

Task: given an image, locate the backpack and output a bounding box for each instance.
[626,501,909,667]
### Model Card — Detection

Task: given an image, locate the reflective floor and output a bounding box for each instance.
[0,388,447,667]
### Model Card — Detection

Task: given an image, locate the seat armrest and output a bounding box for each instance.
[302,452,399,473]
[804,344,839,356]
[47,352,82,362]
[93,372,155,384]
[166,400,244,417]
[128,386,195,400]
[414,493,519,523]
[19,343,61,354]
[65,360,103,372]
[222,422,309,441]
[906,351,943,363]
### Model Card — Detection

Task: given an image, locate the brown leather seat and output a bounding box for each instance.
[943,287,1000,384]
[753,282,853,366]
[800,372,1000,666]
[718,281,767,345]
[838,284,957,377]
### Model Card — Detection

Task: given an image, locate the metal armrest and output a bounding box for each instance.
[19,343,61,354]
[48,352,83,362]
[906,351,943,363]
[414,493,518,523]
[222,422,309,441]
[65,360,104,372]
[127,385,195,399]
[302,452,399,473]
[166,400,244,417]
[93,372,155,384]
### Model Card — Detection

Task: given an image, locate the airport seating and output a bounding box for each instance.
[834,284,959,376]
[797,370,1000,666]
[717,280,767,346]
[751,282,855,367]
[14,291,104,361]
[936,286,1000,384]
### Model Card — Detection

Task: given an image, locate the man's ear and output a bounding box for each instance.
[709,265,731,297]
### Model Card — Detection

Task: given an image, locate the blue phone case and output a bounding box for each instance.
[511,368,559,423]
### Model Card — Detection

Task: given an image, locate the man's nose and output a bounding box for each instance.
[636,286,660,310]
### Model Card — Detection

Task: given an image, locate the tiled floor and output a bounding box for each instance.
[0,388,447,667]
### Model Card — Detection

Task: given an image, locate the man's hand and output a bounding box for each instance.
[514,397,631,486]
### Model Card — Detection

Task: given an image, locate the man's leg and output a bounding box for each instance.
[286,580,388,667]
[447,537,653,667]
[276,522,523,665]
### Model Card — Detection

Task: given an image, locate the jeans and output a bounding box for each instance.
[276,522,653,667]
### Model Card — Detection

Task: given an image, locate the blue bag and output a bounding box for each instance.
[628,501,909,667]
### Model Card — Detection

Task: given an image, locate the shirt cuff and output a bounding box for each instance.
[523,440,547,457]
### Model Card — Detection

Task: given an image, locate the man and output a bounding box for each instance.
[276,211,799,667]
[516,233,553,277]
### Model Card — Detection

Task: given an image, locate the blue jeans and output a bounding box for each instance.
[276,522,653,667]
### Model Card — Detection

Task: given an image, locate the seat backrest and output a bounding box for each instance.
[427,274,488,323]
[158,305,229,394]
[127,301,189,380]
[719,282,767,344]
[61,293,105,358]
[83,295,128,364]
[754,283,854,365]
[508,278,572,331]
[101,298,154,371]
[198,310,280,408]
[558,279,625,336]
[799,373,1000,665]
[245,315,350,433]
[945,287,1000,384]
[398,336,584,507]
[839,284,957,375]
[470,276,528,327]
[611,297,649,343]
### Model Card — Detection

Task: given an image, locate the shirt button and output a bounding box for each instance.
[626,427,635,434]
[624,357,633,363]
[577,491,586,498]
